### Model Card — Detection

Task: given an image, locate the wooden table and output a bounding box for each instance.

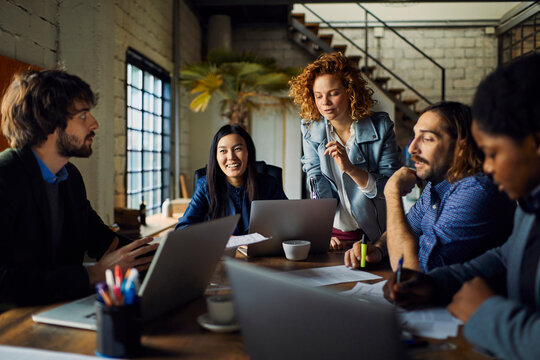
[0,252,489,359]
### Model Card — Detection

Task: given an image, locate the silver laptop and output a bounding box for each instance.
[226,259,405,360]
[244,198,337,257]
[32,215,240,330]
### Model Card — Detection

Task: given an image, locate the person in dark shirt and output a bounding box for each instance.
[0,70,156,307]
[176,124,287,235]
[383,53,540,360]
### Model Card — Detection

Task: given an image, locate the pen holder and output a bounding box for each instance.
[95,301,141,358]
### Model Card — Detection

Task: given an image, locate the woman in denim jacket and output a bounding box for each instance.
[289,53,401,248]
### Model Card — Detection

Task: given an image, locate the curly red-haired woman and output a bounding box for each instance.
[289,52,401,249]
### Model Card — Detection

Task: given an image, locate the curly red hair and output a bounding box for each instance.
[289,52,375,122]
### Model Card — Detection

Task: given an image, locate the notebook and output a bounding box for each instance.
[32,214,240,330]
[242,198,337,257]
[226,258,405,360]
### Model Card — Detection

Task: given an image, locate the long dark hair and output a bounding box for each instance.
[422,101,483,183]
[207,124,258,219]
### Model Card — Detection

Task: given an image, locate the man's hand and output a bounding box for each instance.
[344,241,384,268]
[447,277,494,323]
[384,167,421,198]
[87,237,158,285]
[383,268,436,308]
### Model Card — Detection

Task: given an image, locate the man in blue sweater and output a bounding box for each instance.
[384,53,540,360]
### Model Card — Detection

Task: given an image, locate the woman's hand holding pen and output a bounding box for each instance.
[324,141,353,173]
[88,237,158,285]
[382,269,437,308]
[344,241,384,269]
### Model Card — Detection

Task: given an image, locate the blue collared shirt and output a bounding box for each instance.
[407,174,515,272]
[32,151,68,184]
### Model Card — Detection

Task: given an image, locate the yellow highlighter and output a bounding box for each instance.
[360,237,367,268]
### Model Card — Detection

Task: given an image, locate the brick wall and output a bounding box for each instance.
[331,27,497,110]
[232,24,313,69]
[0,0,58,68]
[177,0,202,196]
[112,0,175,208]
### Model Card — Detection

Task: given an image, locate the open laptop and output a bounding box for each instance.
[242,198,337,257]
[225,259,405,360]
[32,214,240,330]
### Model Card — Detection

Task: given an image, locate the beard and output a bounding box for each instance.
[411,154,448,184]
[57,129,94,158]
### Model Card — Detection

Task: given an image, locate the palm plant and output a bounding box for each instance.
[180,50,298,128]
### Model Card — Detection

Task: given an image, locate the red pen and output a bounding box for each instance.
[113,285,123,305]
[114,265,123,287]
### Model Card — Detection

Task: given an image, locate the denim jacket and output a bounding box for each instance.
[301,112,401,241]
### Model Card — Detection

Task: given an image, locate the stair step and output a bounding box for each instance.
[361,65,376,77]
[319,34,333,45]
[388,88,404,95]
[333,45,347,54]
[292,13,305,24]
[402,99,419,105]
[403,98,419,111]
[305,22,319,35]
[374,77,390,88]
[347,55,362,67]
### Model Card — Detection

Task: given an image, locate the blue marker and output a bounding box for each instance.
[396,254,404,283]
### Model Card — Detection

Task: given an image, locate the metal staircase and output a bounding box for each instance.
[288,4,447,146]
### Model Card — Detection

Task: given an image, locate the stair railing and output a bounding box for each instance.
[301,4,445,104]
[356,3,445,102]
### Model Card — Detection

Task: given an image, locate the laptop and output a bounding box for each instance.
[243,198,337,257]
[225,259,405,360]
[32,214,240,330]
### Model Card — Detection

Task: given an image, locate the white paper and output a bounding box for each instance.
[226,233,270,249]
[0,345,104,360]
[400,308,461,339]
[339,280,462,339]
[340,280,390,305]
[287,265,381,286]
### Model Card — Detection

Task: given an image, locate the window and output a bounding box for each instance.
[126,49,171,216]
[499,10,539,66]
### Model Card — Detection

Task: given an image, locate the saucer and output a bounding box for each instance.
[197,313,240,333]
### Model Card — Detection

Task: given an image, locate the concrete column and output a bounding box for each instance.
[207,14,232,52]
[58,0,116,224]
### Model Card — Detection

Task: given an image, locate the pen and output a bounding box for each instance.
[114,265,123,287]
[96,283,113,306]
[396,254,404,283]
[360,236,367,268]
[105,269,116,304]
[324,117,331,145]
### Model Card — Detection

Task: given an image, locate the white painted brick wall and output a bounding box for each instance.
[0,0,57,68]
[332,26,497,109]
[112,0,176,207]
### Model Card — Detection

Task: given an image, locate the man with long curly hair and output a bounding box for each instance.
[345,101,515,272]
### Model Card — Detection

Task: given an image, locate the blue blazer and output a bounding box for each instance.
[429,206,540,360]
[301,112,401,241]
[175,173,287,235]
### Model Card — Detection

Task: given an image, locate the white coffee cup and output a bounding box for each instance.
[206,295,235,325]
[282,240,311,261]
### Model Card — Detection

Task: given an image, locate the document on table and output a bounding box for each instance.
[0,345,102,360]
[287,265,381,286]
[400,308,461,339]
[340,280,462,339]
[226,233,270,249]
[340,280,390,305]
